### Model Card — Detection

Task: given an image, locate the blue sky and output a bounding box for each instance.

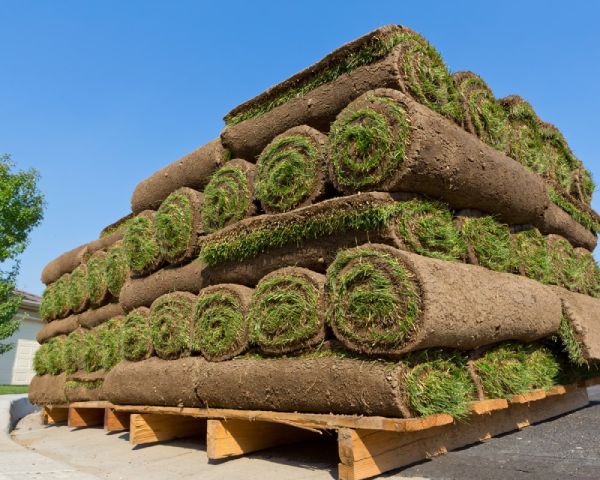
[1,0,599,295]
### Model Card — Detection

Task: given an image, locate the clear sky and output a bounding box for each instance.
[1,0,599,296]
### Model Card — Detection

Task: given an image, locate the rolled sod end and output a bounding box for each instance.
[328,94,411,193]
[40,284,56,322]
[68,265,89,313]
[474,343,560,400]
[149,292,196,360]
[249,267,326,356]
[86,250,110,306]
[452,71,508,151]
[63,330,84,375]
[155,187,204,265]
[459,215,518,273]
[33,343,48,376]
[548,235,580,291]
[201,159,257,233]
[193,284,253,362]
[44,336,65,375]
[256,126,327,214]
[105,240,129,298]
[395,34,462,123]
[327,244,421,356]
[539,123,579,193]
[120,307,153,361]
[394,200,466,262]
[123,210,163,276]
[404,353,476,419]
[512,229,554,284]
[82,329,102,373]
[99,317,124,371]
[52,274,71,319]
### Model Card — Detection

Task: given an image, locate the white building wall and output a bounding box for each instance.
[0,309,43,385]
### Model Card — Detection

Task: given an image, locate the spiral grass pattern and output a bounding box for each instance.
[250,269,324,355]
[455,73,508,150]
[327,245,421,355]
[82,329,102,373]
[256,133,323,213]
[405,353,475,418]
[53,275,70,318]
[86,251,109,306]
[63,331,83,375]
[155,192,194,262]
[124,212,162,275]
[40,284,55,322]
[460,216,517,273]
[395,201,466,262]
[202,165,252,233]
[193,288,249,361]
[512,229,554,284]
[329,95,411,192]
[121,308,153,361]
[99,319,123,371]
[397,35,462,123]
[150,293,195,360]
[105,241,128,297]
[68,265,88,313]
[44,337,65,375]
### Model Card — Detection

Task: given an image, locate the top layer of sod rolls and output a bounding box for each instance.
[256,126,327,214]
[329,94,411,193]
[327,244,421,356]
[201,159,257,233]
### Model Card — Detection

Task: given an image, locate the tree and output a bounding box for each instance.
[0,154,46,354]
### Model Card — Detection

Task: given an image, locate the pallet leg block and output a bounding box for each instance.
[337,387,589,480]
[68,407,105,428]
[104,408,130,432]
[130,413,207,445]
[42,407,69,425]
[207,418,320,459]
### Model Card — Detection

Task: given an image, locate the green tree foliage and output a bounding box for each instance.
[1,154,46,354]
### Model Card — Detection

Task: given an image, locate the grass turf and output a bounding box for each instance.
[150,295,194,359]
[256,136,320,212]
[86,252,108,305]
[121,310,153,361]
[124,214,162,274]
[68,266,88,311]
[226,32,461,125]
[39,284,55,322]
[193,291,247,359]
[202,166,250,233]
[63,331,83,375]
[460,216,517,272]
[327,246,420,351]
[513,229,554,284]
[155,192,194,261]
[105,243,128,297]
[0,385,29,394]
[99,319,123,371]
[82,329,102,373]
[52,275,70,318]
[329,95,411,191]
[250,275,321,354]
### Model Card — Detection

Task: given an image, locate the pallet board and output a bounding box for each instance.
[39,379,597,480]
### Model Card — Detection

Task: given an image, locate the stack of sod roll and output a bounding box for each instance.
[30,25,600,420]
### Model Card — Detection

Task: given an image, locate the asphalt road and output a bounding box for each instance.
[10,386,600,479]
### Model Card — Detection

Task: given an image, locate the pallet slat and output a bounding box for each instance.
[104,408,130,432]
[130,413,207,445]
[69,406,105,428]
[42,406,69,425]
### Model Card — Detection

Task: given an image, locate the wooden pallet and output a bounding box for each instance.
[41,379,597,480]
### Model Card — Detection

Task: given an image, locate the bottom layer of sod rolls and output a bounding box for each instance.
[149,292,196,359]
[193,284,253,361]
[249,267,326,356]
[120,307,153,361]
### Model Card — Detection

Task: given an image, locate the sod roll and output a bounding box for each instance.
[36,315,79,344]
[201,158,257,233]
[40,284,56,323]
[250,267,326,356]
[52,274,71,319]
[119,260,206,311]
[555,288,600,364]
[65,369,106,402]
[458,215,517,273]
[63,329,85,375]
[327,244,562,357]
[453,71,508,151]
[328,89,549,226]
[131,139,226,214]
[82,328,103,373]
[512,229,554,284]
[221,24,463,160]
[256,125,328,214]
[149,291,196,360]
[105,240,128,298]
[28,373,67,406]
[104,357,205,407]
[78,303,125,329]
[193,284,253,362]
[538,120,579,193]
[121,307,153,361]
[573,248,600,297]
[537,202,597,251]
[100,212,135,238]
[99,317,124,371]
[40,229,125,285]
[123,210,163,276]
[548,234,579,291]
[571,166,595,206]
[68,264,89,313]
[155,187,204,265]
[86,250,111,306]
